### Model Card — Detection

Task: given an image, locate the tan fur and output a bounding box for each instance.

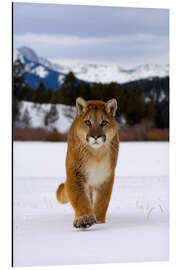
[56,183,68,204]
[56,97,119,228]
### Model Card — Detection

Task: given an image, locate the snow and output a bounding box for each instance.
[31,66,49,78]
[51,60,169,84]
[18,46,39,63]
[19,101,74,133]
[58,74,65,84]
[159,90,166,102]
[13,142,169,267]
[14,46,63,73]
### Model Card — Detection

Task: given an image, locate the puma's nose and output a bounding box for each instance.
[93,135,99,140]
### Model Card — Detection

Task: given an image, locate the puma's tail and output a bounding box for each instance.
[56,183,69,204]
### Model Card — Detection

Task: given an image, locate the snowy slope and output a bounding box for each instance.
[13,142,169,267]
[18,101,74,133]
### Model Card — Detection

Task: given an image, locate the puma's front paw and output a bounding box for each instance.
[73,215,97,229]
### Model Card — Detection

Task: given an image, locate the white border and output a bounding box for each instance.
[1,0,180,270]
[9,0,170,9]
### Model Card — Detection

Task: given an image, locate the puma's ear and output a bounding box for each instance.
[76,97,87,115]
[105,99,117,117]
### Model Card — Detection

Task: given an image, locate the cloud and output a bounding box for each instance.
[13,3,169,64]
[13,3,169,38]
[15,33,101,47]
[14,32,169,64]
[14,32,168,48]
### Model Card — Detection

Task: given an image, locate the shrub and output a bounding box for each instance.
[13,126,169,142]
[147,129,169,141]
[13,128,67,142]
[119,123,169,142]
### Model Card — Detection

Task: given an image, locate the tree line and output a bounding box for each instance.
[13,59,169,129]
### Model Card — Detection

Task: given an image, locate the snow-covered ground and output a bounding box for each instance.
[13,142,169,267]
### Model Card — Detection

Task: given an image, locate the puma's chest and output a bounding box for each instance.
[85,155,111,187]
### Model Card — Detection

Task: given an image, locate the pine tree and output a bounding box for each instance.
[125,90,145,125]
[44,105,59,127]
[144,95,156,124]
[50,90,59,104]
[13,59,26,97]
[62,105,76,122]
[13,97,20,122]
[46,89,52,103]
[60,71,77,105]
[77,81,90,101]
[21,108,31,128]
[34,82,46,104]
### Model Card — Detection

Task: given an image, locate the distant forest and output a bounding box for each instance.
[13,59,169,130]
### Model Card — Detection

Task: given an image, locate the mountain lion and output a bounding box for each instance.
[56,97,119,228]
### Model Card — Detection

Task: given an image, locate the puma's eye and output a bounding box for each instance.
[101,120,108,127]
[85,120,91,126]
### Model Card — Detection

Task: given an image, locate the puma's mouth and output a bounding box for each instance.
[87,136,104,149]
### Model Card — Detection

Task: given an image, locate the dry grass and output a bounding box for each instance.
[14,126,169,142]
[13,128,68,142]
[119,124,169,142]
[147,129,169,141]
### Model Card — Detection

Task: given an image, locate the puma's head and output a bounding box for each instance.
[75,97,118,149]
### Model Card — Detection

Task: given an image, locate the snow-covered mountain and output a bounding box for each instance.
[51,60,169,84]
[14,46,169,89]
[14,47,67,90]
[14,46,63,73]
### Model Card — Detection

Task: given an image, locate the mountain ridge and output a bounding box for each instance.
[14,46,66,90]
[14,46,169,90]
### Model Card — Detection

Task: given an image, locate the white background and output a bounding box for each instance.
[0,0,180,270]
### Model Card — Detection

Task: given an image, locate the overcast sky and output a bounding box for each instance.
[13,3,169,65]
